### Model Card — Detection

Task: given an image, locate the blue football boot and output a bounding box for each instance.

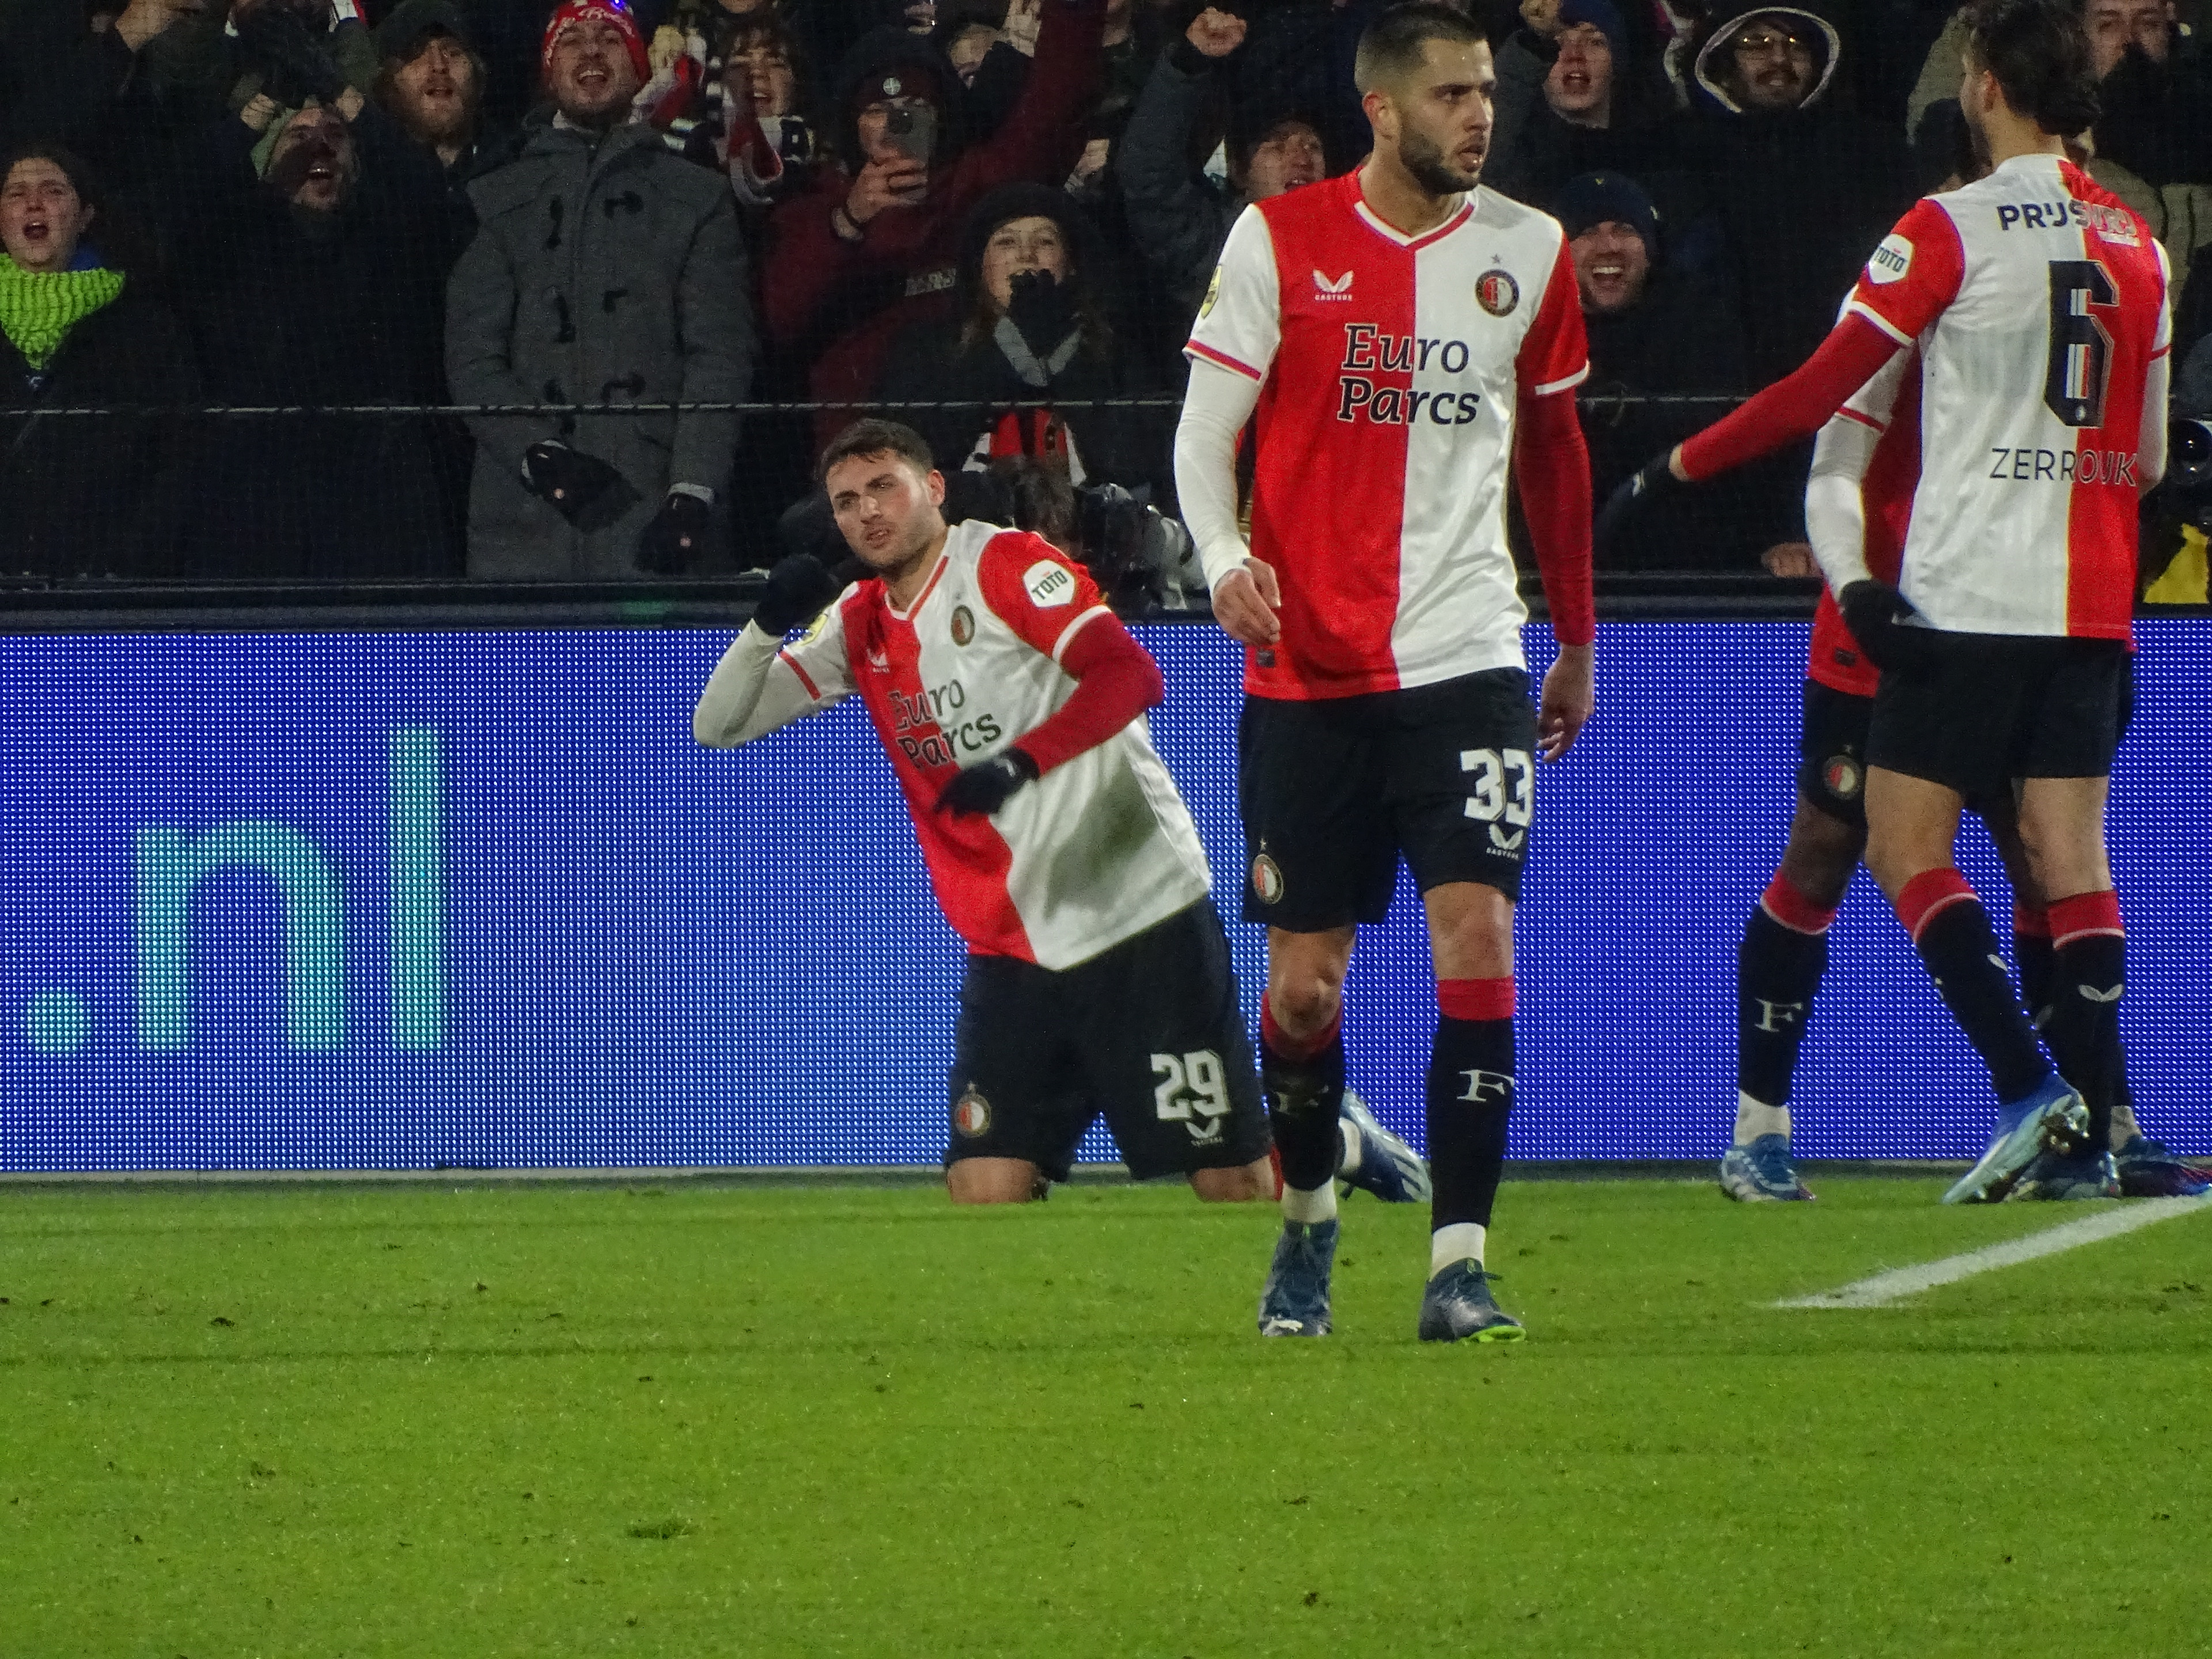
[1942,1074,2091,1205]
[2006,1147,2122,1200]
[2113,1135,2212,1198]
[1257,1219,1336,1337]
[1718,1133,1816,1202]
[1417,1261,1524,1343]
[1338,1090,1431,1204]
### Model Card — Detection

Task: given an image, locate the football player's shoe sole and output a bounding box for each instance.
[1941,1077,2091,1205]
[1338,1090,1431,1204]
[2006,1149,2121,1200]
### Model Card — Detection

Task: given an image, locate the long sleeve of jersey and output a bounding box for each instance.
[1014,614,1166,775]
[1173,354,1264,593]
[694,623,842,746]
[1679,313,1904,483]
[1512,384,1596,646]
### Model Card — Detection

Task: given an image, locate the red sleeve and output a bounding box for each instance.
[1677,312,1907,480]
[975,531,1109,657]
[1844,197,1966,348]
[1013,613,1166,775]
[1513,385,1596,647]
[760,176,871,343]
[1516,234,1592,399]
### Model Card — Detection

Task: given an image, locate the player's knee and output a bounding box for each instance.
[945,1160,1044,1205]
[1779,801,1861,904]
[1190,1161,1275,1202]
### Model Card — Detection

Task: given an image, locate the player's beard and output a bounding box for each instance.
[1398,121,1480,198]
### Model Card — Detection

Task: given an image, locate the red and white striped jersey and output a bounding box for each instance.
[1185,171,1589,700]
[1805,344,1920,698]
[774,522,1212,969]
[1842,153,2170,640]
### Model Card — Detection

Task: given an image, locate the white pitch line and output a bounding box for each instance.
[1774,1195,2212,1309]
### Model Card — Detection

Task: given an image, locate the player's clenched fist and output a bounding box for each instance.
[1537,643,1594,762]
[1210,556,1282,646]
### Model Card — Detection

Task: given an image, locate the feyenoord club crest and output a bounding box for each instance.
[1475,268,1520,317]
[1823,753,1863,800]
[953,1088,991,1138]
[950,605,975,646]
[1251,853,1285,906]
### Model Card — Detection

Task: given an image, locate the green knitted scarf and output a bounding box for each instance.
[0,255,124,372]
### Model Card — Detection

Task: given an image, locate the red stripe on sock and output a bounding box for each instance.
[2011,903,2051,940]
[1438,977,1514,1022]
[1261,997,1340,1063]
[2047,889,2123,949]
[1761,872,1839,935]
[1895,868,1977,945]
[1267,1145,1284,1202]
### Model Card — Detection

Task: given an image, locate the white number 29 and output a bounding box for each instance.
[1152,1050,1230,1122]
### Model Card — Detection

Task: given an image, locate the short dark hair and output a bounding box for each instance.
[0,142,100,214]
[1354,2,1487,95]
[819,418,936,485]
[1967,0,2099,135]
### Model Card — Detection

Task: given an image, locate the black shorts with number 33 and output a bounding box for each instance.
[1239,668,1538,931]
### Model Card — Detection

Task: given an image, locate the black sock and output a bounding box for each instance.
[1428,1014,1513,1230]
[2013,905,2055,1028]
[1899,872,2048,1104]
[1260,1004,1343,1194]
[2047,931,2125,1157]
[1738,887,1834,1113]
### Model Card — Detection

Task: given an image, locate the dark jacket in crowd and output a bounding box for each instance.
[1681,1,1915,384]
[0,278,198,578]
[760,0,1103,451]
[170,103,460,579]
[1114,37,1240,329]
[874,181,1165,493]
[447,117,754,578]
[2093,44,2212,190]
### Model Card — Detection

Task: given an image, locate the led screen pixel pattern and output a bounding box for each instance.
[0,623,2203,1172]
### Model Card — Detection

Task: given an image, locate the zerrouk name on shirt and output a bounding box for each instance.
[890,677,1005,769]
[1334,323,1484,427]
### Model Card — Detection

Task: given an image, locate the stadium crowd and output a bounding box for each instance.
[0,0,2207,586]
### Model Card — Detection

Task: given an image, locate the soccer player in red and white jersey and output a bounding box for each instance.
[1607,0,2171,1205]
[695,419,1287,1206]
[1173,2,1597,1341]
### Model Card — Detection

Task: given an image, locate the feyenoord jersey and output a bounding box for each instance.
[1806,346,1921,698]
[1185,172,1589,700]
[774,521,1211,970]
[1843,154,2169,639]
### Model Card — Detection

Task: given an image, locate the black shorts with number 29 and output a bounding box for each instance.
[945,899,1269,1183]
[1240,668,1538,931]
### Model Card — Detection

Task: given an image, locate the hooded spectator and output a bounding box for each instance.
[1115,5,1325,330]
[760,0,1103,450]
[446,0,755,579]
[0,143,196,578]
[874,179,1162,488]
[169,82,459,578]
[1487,0,1693,211]
[372,0,514,195]
[1683,1,1915,382]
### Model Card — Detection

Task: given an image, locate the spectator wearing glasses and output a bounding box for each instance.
[1684,3,1916,382]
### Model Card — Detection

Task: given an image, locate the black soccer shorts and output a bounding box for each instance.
[1867,634,2131,800]
[1238,668,1537,931]
[1796,679,1873,828]
[943,898,1270,1183]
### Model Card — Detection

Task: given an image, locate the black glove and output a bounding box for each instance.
[1005,268,1078,355]
[752,553,841,635]
[637,491,711,574]
[937,749,1039,817]
[522,441,635,531]
[236,5,349,105]
[1836,579,1927,672]
[1592,451,1684,555]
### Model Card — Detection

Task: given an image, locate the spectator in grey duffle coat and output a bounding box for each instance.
[446,0,755,579]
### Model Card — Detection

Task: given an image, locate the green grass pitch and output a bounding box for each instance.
[4,1175,2209,1658]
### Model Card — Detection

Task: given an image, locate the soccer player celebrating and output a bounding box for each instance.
[694,419,1429,1210]
[1173,2,1597,1340]
[1728,340,2204,1200]
[1606,0,2169,1205]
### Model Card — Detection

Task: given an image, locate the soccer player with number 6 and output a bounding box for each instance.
[1602,0,2170,1203]
[1175,2,1597,1340]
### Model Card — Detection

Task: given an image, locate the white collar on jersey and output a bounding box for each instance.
[1352,187,1476,249]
